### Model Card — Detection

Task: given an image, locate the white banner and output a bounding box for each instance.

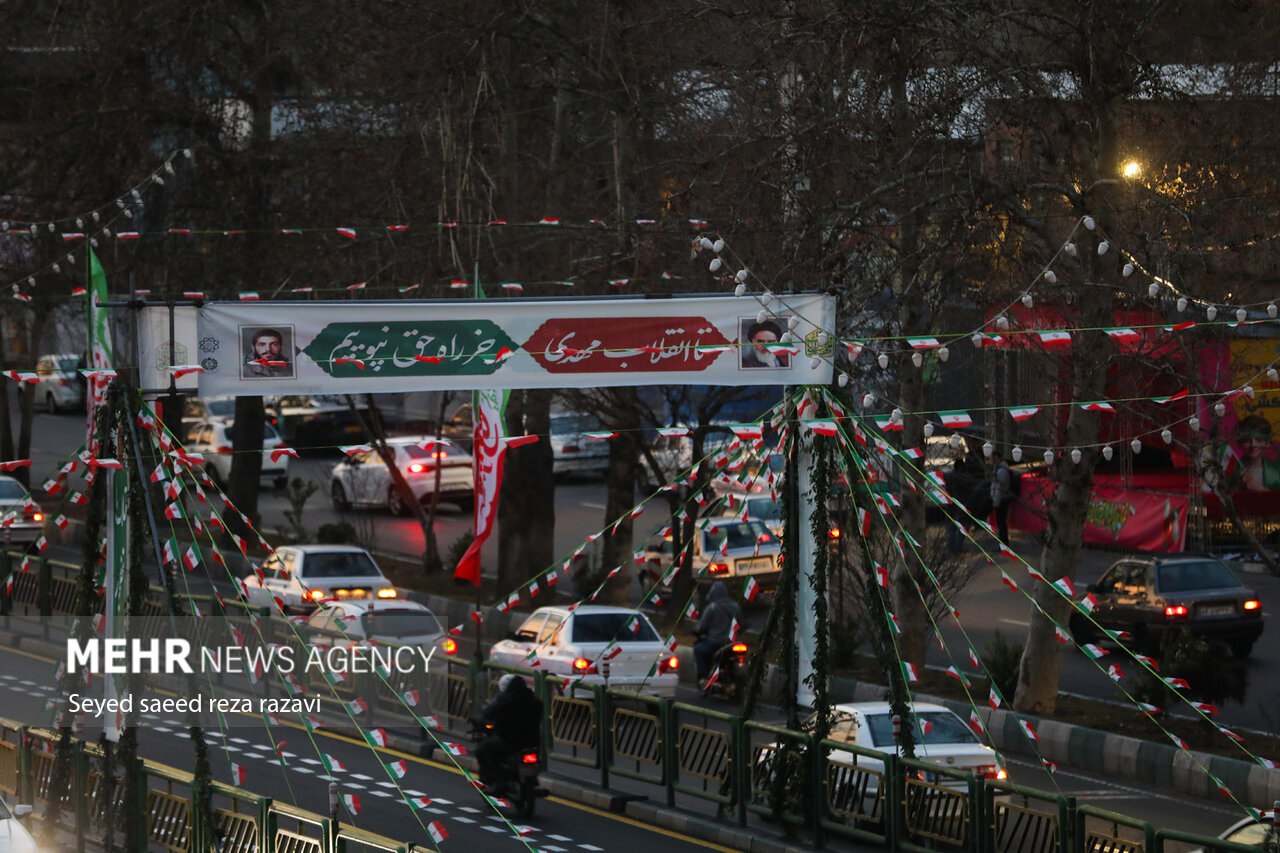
[186,294,836,396]
[136,305,200,392]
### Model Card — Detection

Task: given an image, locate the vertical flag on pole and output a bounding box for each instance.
[103,467,129,742]
[87,250,114,455]
[453,388,507,585]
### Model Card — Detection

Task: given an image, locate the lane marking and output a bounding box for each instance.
[999,618,1029,627]
[582,502,607,509]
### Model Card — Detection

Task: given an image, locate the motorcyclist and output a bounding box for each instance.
[476,673,543,793]
[694,581,741,689]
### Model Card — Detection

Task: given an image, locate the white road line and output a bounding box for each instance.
[582,502,607,509]
[481,826,506,833]
[350,773,373,781]
[367,790,393,798]
[154,727,171,734]
[457,806,481,814]
[376,782,398,789]
[578,845,605,851]
[404,789,428,798]
[547,835,573,842]
[229,737,250,744]
[541,847,568,852]
[453,816,476,824]
[999,618,1029,627]
[299,758,321,765]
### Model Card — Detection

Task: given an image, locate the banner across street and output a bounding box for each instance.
[180,294,835,395]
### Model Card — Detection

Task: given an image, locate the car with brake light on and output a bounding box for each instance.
[642,516,781,593]
[185,419,289,489]
[488,605,679,698]
[240,545,397,614]
[329,436,474,515]
[0,476,43,545]
[1068,556,1264,658]
[305,599,454,656]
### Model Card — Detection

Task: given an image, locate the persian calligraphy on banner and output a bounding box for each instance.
[190,294,836,395]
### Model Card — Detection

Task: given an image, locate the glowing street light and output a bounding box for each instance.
[1121,159,1143,180]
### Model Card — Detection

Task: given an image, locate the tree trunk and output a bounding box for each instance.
[497,390,554,591]
[599,429,639,606]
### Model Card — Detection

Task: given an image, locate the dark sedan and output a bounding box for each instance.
[1069,556,1264,659]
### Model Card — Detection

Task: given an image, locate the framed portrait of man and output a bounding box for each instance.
[739,316,791,370]
[240,325,296,380]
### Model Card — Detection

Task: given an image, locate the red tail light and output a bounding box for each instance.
[572,657,595,673]
[521,751,539,765]
[1244,599,1261,611]
[658,655,679,674]
[828,527,841,540]
[708,562,730,575]
[442,638,458,656]
[216,445,234,455]
[1164,604,1188,618]
[407,462,427,474]
[730,643,748,653]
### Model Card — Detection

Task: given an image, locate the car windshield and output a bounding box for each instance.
[0,480,29,501]
[572,612,660,643]
[303,552,382,578]
[865,712,978,749]
[53,355,80,370]
[746,497,782,520]
[401,443,465,461]
[365,610,442,639]
[552,414,604,434]
[1157,561,1242,592]
[206,399,236,418]
[702,521,775,551]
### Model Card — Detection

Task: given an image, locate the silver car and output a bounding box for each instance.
[35,353,85,414]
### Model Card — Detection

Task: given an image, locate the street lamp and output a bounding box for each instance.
[1121,159,1143,180]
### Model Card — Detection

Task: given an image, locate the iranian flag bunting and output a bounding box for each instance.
[901,661,919,682]
[743,576,761,602]
[1153,389,1190,405]
[387,759,408,778]
[1037,330,1072,348]
[938,411,973,428]
[1008,406,1040,422]
[343,794,360,815]
[428,822,448,843]
[321,755,346,773]
[905,336,941,349]
[1104,327,1141,343]
[182,545,200,571]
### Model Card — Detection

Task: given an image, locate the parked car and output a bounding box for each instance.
[550,411,611,477]
[305,599,447,651]
[1192,810,1274,851]
[0,794,37,853]
[240,545,397,614]
[0,476,43,545]
[184,420,289,489]
[488,605,679,698]
[1068,556,1264,658]
[329,437,474,515]
[642,516,781,591]
[35,353,85,414]
[184,396,237,422]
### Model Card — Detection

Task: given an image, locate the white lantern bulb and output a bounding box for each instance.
[756,310,768,324]
[1162,429,1173,444]
[1268,369,1278,383]
[734,283,747,297]
[1238,308,1248,323]
[700,237,714,250]
[1189,416,1200,431]
[996,315,1009,330]
[938,346,950,363]
[890,408,903,423]
[911,352,923,368]
[1245,385,1256,399]
[1097,241,1110,256]
[1022,294,1033,308]
[810,357,822,370]
[1177,297,1188,313]
[1064,242,1077,257]
[1043,449,1055,466]
[712,239,725,253]
[1270,303,1278,319]
[760,292,773,307]
[91,211,100,222]
[1044,270,1057,285]
[51,263,60,273]
[736,269,749,283]
[787,316,799,331]
[1123,263,1135,277]
[1071,448,1082,464]
[817,333,828,346]
[862,393,875,408]
[949,434,961,450]
[1083,216,1096,231]
[709,258,723,273]
[1206,306,1218,321]
[838,372,849,388]
[982,441,993,458]
[923,422,935,438]
[1102,445,1114,461]
[1148,282,1160,298]
[877,353,890,369]
[1131,438,1143,454]
[971,333,984,347]
[1215,402,1227,417]
[1012,446,1023,463]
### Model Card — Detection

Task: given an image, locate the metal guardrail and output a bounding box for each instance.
[0,553,1255,852]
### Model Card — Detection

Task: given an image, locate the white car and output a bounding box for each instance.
[34,353,84,414]
[306,600,450,653]
[823,702,1005,786]
[0,795,37,853]
[488,606,679,698]
[0,476,43,545]
[1192,810,1275,851]
[642,516,780,587]
[240,545,397,613]
[550,412,611,477]
[329,437,474,515]
[185,420,289,489]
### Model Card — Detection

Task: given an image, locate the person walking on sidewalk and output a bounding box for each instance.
[990,450,1013,546]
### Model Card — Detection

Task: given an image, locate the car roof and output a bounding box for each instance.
[526,605,648,619]
[833,701,950,716]
[289,545,373,555]
[326,600,427,614]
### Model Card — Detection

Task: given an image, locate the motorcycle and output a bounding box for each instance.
[471,720,545,818]
[701,640,750,701]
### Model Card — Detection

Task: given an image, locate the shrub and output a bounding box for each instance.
[982,629,1023,700]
